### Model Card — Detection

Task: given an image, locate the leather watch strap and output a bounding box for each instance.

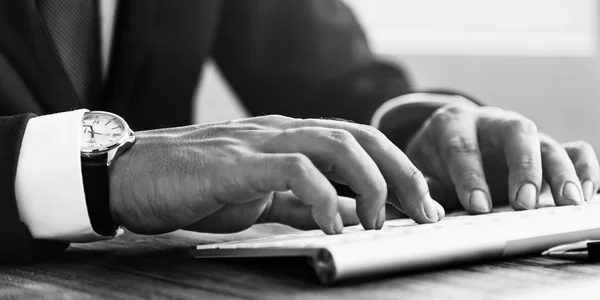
[81,154,117,236]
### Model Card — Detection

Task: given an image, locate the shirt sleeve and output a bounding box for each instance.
[370,92,476,128]
[14,109,117,242]
[370,92,480,150]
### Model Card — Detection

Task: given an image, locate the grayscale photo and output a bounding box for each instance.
[0,0,599,299]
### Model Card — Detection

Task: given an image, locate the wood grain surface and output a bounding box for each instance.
[1,224,600,300]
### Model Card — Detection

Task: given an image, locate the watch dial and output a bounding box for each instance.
[81,113,126,150]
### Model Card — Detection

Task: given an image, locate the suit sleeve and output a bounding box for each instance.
[0,114,68,263]
[212,0,482,145]
[212,0,412,125]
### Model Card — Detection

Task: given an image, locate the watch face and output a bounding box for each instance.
[81,112,128,152]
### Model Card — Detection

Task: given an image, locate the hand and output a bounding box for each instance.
[405,99,600,214]
[108,115,445,235]
[83,125,95,138]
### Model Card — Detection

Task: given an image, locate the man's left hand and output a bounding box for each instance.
[404,101,600,214]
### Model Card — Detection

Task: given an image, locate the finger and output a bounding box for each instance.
[321,170,347,185]
[261,128,386,229]
[245,153,342,234]
[406,134,453,210]
[406,130,450,200]
[236,114,295,127]
[488,114,543,210]
[429,106,492,214]
[257,191,360,230]
[185,196,272,233]
[286,119,441,224]
[540,136,584,206]
[563,141,600,202]
[386,186,446,220]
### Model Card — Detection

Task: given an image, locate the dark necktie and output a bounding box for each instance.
[36,0,101,106]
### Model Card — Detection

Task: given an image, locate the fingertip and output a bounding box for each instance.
[514,183,538,210]
[468,189,491,214]
[582,180,595,202]
[434,200,445,220]
[311,208,337,235]
[334,212,344,234]
[561,182,583,205]
[422,194,439,222]
[375,206,385,229]
[355,200,384,230]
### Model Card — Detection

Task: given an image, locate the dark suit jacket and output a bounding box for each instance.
[0,0,470,263]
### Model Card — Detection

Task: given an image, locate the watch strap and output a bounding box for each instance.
[81,154,118,236]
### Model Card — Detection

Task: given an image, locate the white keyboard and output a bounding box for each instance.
[191,202,600,284]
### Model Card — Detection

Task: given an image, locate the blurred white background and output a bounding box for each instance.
[195,0,600,151]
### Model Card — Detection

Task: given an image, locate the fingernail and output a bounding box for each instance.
[582,180,595,202]
[434,200,445,219]
[516,183,537,209]
[563,182,583,204]
[423,195,439,222]
[375,206,386,229]
[469,189,490,213]
[334,213,344,234]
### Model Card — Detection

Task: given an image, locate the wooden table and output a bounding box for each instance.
[1,224,600,300]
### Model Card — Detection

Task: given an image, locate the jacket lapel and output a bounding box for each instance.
[103,0,160,113]
[0,0,79,113]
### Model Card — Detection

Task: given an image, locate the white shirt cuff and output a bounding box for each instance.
[15,109,119,242]
[370,93,474,128]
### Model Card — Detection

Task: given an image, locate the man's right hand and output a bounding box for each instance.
[107,115,444,235]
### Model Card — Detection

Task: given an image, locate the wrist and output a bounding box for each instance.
[107,147,131,228]
[80,111,135,236]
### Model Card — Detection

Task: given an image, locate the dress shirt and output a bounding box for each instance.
[15,0,118,241]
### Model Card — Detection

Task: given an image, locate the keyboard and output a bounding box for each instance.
[191,200,600,284]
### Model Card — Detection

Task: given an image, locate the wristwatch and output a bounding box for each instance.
[80,111,136,235]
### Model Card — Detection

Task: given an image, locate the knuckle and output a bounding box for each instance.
[441,104,466,115]
[256,114,295,125]
[283,154,313,178]
[375,178,388,196]
[429,109,458,128]
[540,139,556,155]
[232,124,267,133]
[513,155,540,172]
[220,120,234,127]
[482,106,504,115]
[443,136,480,156]
[572,140,595,154]
[267,114,293,122]
[358,124,384,140]
[356,124,388,148]
[515,155,537,167]
[407,166,426,184]
[458,171,485,190]
[503,115,538,134]
[326,129,356,148]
